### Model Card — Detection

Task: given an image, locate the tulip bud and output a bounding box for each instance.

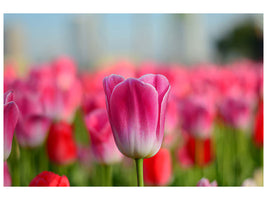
[103,74,170,159]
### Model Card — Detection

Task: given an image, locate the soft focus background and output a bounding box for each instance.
[3,13,263,187]
[4,14,263,69]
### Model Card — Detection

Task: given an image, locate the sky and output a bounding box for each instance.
[4,13,263,66]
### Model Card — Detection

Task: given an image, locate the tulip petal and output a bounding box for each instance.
[139,74,171,139]
[110,78,159,158]
[139,74,170,104]
[4,90,14,104]
[4,101,19,160]
[103,74,125,113]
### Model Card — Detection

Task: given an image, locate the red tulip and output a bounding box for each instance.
[46,121,77,165]
[143,148,172,186]
[4,90,19,160]
[254,100,263,147]
[29,171,70,186]
[177,133,214,168]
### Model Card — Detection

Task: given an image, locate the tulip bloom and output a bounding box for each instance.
[84,108,122,164]
[197,178,217,186]
[46,121,77,165]
[4,90,19,160]
[143,148,172,186]
[219,93,252,130]
[29,171,70,186]
[9,80,50,148]
[4,161,12,186]
[178,95,215,138]
[103,74,170,159]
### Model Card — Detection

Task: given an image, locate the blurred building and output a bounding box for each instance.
[4,14,263,69]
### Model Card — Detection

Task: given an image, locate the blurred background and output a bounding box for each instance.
[4,14,263,70]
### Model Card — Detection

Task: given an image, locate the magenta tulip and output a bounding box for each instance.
[219,93,252,130]
[85,108,122,164]
[103,74,170,159]
[178,95,215,138]
[9,80,51,148]
[4,90,19,160]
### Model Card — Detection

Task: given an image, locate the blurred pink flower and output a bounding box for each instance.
[164,95,179,134]
[103,74,170,159]
[4,90,19,160]
[4,161,12,186]
[178,95,215,138]
[4,62,18,92]
[52,56,77,91]
[85,108,123,164]
[218,92,252,130]
[197,178,217,186]
[28,57,82,122]
[10,80,51,148]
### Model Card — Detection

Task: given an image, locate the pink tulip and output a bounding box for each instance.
[164,95,179,134]
[4,62,18,92]
[9,80,51,148]
[4,161,12,186]
[178,95,215,138]
[197,178,217,186]
[103,74,170,159]
[4,90,19,160]
[52,56,77,91]
[28,59,82,123]
[85,108,122,164]
[218,92,252,130]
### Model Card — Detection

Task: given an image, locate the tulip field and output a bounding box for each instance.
[4,57,263,186]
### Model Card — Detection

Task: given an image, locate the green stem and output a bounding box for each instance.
[104,165,112,186]
[135,158,144,187]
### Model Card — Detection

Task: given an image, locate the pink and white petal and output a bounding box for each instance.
[4,102,19,160]
[139,74,170,103]
[109,78,159,158]
[103,75,125,111]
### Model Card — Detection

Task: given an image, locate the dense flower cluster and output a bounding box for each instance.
[4,57,263,186]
